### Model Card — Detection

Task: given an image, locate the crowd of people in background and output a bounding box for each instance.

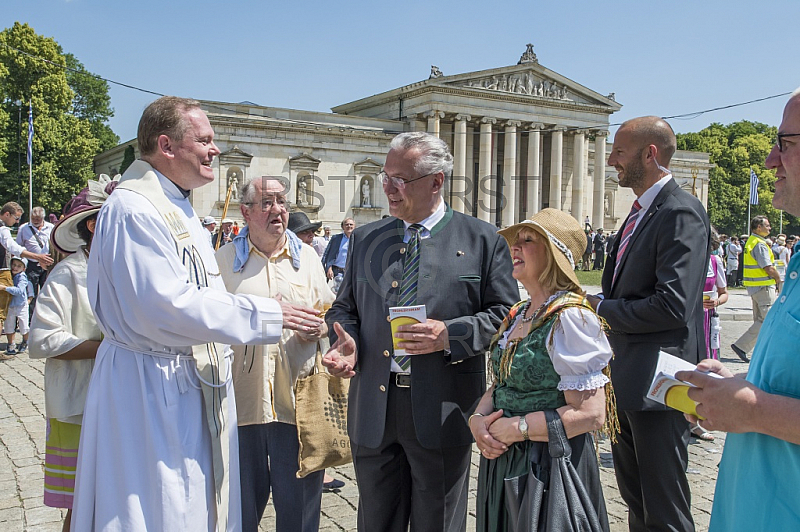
[582,227,618,271]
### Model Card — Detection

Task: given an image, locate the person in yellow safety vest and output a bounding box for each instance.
[731,215,782,362]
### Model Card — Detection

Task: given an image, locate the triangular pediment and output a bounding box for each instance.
[433,64,619,109]
[289,153,321,172]
[354,157,383,174]
[219,145,253,157]
[289,153,321,164]
[332,45,620,117]
[218,145,253,165]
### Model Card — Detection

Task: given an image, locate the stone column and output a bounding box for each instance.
[526,123,543,217]
[502,121,521,227]
[477,117,496,223]
[571,130,586,222]
[408,113,426,132]
[424,110,445,138]
[549,126,565,210]
[583,137,591,219]
[452,114,471,213]
[593,131,608,229]
[466,126,475,215]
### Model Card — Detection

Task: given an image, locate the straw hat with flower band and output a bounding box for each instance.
[495,208,619,442]
[498,208,587,288]
[51,174,121,255]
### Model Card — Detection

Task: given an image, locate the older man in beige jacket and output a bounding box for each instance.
[216,176,334,532]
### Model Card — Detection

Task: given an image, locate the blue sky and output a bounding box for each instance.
[3,0,798,142]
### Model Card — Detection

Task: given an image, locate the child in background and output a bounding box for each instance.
[1,256,30,356]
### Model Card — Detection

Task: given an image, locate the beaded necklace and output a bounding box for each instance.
[519,296,552,323]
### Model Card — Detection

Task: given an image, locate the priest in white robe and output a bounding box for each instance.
[71,96,322,532]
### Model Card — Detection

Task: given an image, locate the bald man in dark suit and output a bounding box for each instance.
[588,117,710,532]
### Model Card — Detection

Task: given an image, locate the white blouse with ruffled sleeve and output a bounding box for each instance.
[548,307,611,391]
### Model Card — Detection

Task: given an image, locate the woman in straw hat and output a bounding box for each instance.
[28,174,118,532]
[469,208,617,531]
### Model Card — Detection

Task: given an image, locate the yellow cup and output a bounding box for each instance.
[665,385,705,420]
[390,316,419,350]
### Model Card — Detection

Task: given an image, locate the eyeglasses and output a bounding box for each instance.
[775,133,800,152]
[379,171,434,190]
[242,197,287,211]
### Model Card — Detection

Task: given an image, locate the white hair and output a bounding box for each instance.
[389,132,453,179]
[239,176,288,205]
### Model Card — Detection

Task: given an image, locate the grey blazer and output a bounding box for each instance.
[326,207,519,449]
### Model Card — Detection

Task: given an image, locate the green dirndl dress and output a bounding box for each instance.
[475,300,610,532]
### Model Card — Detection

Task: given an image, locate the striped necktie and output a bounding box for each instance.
[612,200,642,284]
[394,223,424,371]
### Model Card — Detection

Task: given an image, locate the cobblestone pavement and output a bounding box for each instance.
[0,289,753,530]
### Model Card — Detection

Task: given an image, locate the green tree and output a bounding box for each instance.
[0,22,117,215]
[64,53,118,151]
[119,144,135,175]
[0,58,8,175]
[676,121,794,236]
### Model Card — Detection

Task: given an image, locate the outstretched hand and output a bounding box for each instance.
[275,294,324,333]
[37,253,54,268]
[322,322,357,378]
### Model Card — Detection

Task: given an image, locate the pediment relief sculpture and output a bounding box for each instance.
[456,71,571,100]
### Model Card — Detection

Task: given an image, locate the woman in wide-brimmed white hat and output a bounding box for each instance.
[468,208,618,531]
[28,174,118,532]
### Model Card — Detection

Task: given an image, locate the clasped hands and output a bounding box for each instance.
[469,409,528,460]
[321,319,449,379]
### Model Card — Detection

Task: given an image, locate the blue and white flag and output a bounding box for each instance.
[749,169,759,205]
[26,101,33,167]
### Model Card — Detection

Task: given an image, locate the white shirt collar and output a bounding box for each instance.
[636,174,672,212]
[403,198,445,238]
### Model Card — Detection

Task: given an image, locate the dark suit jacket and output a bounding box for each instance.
[213,230,234,249]
[599,178,710,411]
[593,234,606,253]
[326,208,519,449]
[321,232,345,271]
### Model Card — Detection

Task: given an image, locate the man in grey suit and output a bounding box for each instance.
[587,117,710,532]
[323,132,518,532]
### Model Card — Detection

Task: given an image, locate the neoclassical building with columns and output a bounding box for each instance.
[95,45,712,231]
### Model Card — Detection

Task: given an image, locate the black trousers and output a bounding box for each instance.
[25,261,47,318]
[25,261,46,294]
[593,252,605,270]
[612,410,694,532]
[352,379,472,532]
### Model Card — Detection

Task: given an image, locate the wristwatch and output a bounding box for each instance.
[519,415,529,441]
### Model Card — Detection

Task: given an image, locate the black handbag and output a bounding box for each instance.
[503,410,606,532]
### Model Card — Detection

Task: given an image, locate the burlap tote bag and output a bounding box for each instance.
[295,341,352,478]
